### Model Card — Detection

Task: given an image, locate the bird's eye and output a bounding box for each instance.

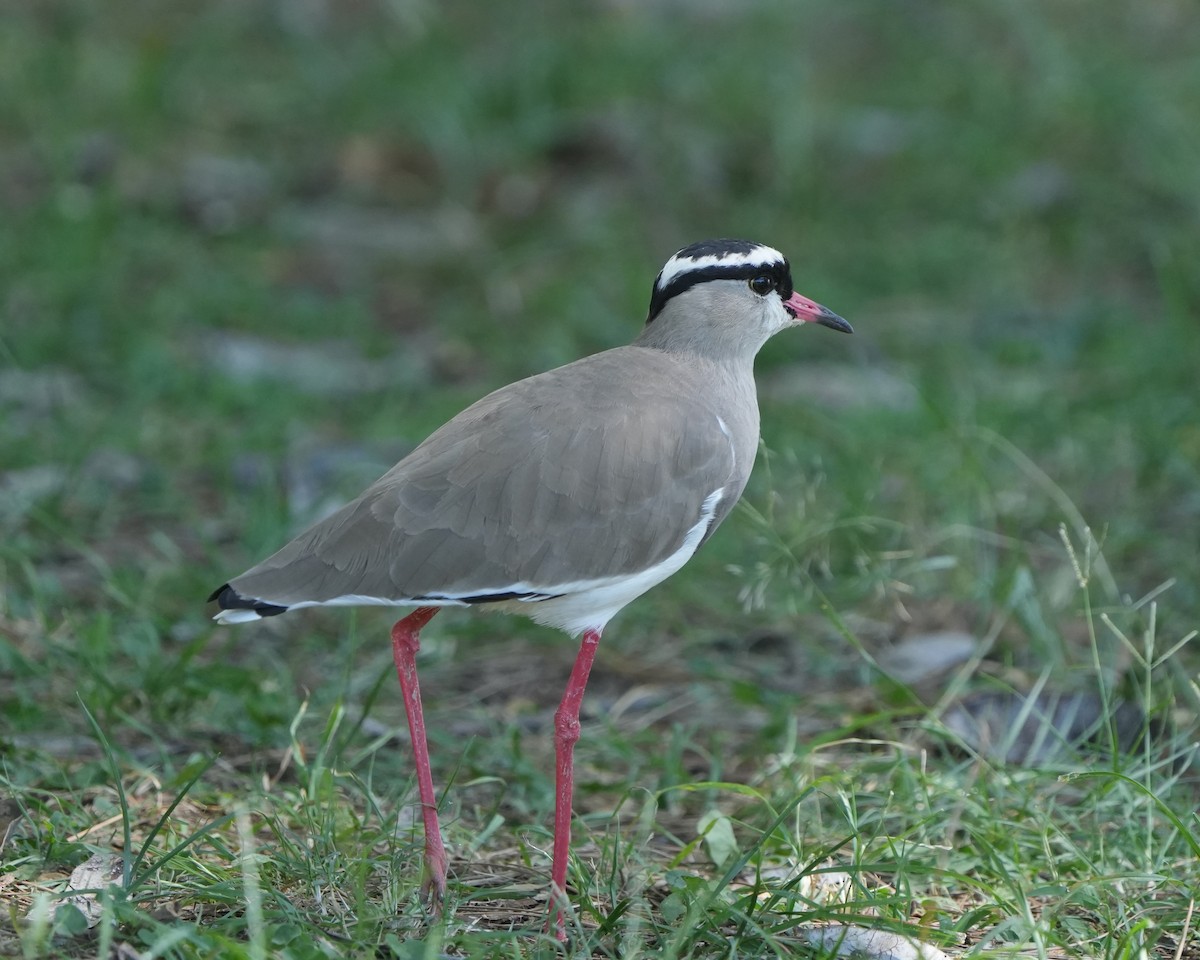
[748,274,775,296]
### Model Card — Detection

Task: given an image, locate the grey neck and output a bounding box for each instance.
[632,284,777,373]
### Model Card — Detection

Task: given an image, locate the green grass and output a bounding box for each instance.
[2,0,1198,956]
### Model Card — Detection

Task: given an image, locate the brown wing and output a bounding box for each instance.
[226,347,751,607]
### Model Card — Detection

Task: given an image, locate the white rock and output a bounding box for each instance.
[800,923,954,960]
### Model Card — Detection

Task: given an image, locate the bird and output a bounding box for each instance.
[208,238,851,937]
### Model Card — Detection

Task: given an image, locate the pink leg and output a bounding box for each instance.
[547,627,602,939]
[390,607,447,907]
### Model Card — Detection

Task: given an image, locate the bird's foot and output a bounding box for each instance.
[420,838,448,914]
[544,884,570,942]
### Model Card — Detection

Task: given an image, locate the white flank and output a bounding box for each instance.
[518,486,725,636]
[655,245,784,292]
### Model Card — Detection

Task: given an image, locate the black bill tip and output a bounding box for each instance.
[815,309,853,334]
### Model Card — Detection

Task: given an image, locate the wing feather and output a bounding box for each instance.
[228,347,756,607]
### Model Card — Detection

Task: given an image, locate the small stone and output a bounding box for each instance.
[800,923,953,960]
[943,689,1151,766]
[180,154,272,233]
[879,631,978,685]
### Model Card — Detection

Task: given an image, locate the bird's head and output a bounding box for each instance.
[642,239,851,357]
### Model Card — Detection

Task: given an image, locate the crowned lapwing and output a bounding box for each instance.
[209,238,851,936]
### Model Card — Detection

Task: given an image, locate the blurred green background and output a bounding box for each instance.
[5,0,1198,602]
[1,0,1198,952]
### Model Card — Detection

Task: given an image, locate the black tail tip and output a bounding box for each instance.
[208,583,289,618]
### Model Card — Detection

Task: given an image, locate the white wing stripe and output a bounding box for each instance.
[214,487,728,634]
